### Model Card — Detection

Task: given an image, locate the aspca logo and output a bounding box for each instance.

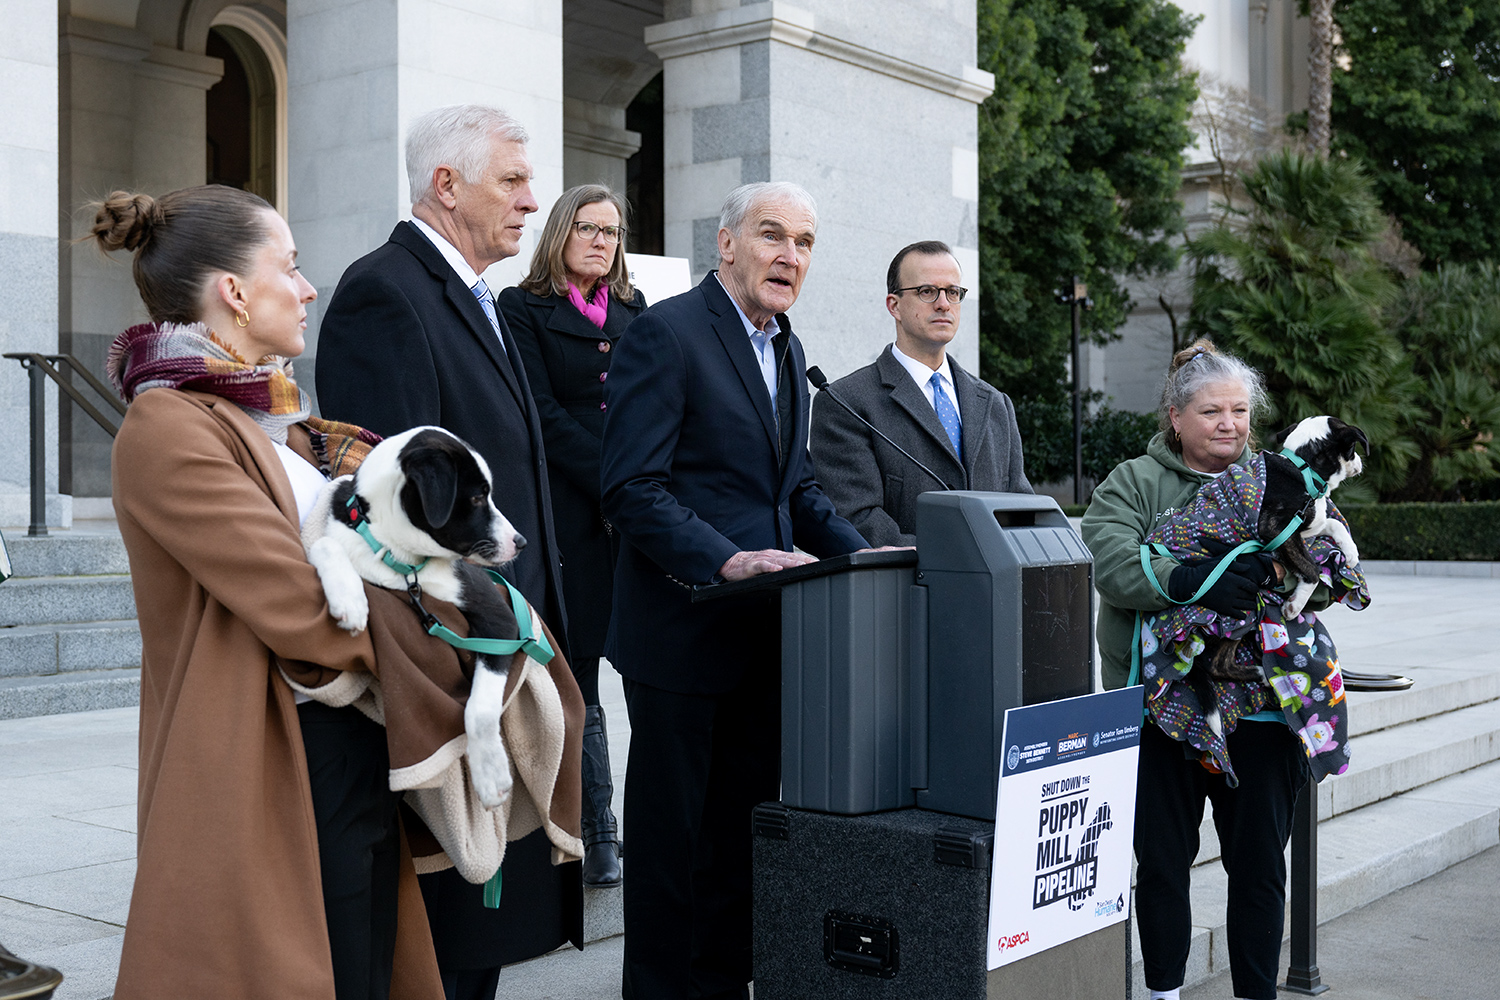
[1095,893,1126,918]
[1057,732,1088,754]
[997,930,1030,953]
[1007,745,1021,769]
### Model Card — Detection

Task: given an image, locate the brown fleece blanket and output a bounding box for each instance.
[280,585,584,880]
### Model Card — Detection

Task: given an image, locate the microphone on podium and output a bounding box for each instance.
[806,366,953,491]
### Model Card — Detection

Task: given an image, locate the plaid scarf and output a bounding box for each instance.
[108,322,379,476]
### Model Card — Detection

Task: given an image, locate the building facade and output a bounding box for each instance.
[2,0,1311,518]
[3,0,995,519]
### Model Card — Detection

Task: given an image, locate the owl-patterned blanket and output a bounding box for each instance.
[1138,453,1370,785]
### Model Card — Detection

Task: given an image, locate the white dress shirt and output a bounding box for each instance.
[891,343,958,415]
[714,272,782,408]
[410,216,483,289]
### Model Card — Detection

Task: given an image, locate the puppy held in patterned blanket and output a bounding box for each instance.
[1138,416,1371,782]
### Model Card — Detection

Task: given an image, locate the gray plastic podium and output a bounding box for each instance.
[696,492,1111,999]
[701,492,1094,821]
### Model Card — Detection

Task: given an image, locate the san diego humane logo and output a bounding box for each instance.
[1032,774,1114,912]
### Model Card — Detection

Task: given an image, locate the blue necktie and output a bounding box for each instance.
[930,371,962,460]
[471,279,506,354]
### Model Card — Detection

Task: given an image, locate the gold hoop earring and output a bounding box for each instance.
[235,309,250,328]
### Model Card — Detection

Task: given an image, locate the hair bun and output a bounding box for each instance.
[1167,338,1219,377]
[91,191,161,254]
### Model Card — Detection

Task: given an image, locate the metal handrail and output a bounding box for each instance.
[3,353,125,538]
[1281,668,1414,995]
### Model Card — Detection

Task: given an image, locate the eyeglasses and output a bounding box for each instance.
[571,222,626,244]
[894,285,967,303]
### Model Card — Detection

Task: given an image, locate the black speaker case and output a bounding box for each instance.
[753,804,1127,999]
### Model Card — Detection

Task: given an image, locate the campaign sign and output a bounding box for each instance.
[986,686,1143,970]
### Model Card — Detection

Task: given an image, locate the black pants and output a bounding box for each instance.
[299,701,403,1000]
[620,671,780,1000]
[1134,720,1310,1000]
[573,655,601,706]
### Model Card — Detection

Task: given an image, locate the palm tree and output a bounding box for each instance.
[1307,0,1333,155]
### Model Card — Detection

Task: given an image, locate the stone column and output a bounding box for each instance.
[563,98,641,193]
[0,0,61,525]
[57,15,222,500]
[645,1,993,379]
[288,0,566,402]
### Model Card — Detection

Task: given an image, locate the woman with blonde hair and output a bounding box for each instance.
[95,184,455,1000]
[498,184,646,886]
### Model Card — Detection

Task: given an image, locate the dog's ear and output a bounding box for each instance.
[404,448,459,528]
[1271,423,1298,449]
[1346,423,1370,454]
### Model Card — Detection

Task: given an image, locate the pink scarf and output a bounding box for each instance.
[566,282,609,329]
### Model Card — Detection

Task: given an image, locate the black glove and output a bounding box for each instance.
[1189,537,1277,588]
[1167,561,1261,617]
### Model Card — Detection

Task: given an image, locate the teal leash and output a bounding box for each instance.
[1131,447,1335,718]
[344,494,555,907]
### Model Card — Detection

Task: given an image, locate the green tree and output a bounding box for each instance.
[1185,150,1421,498]
[1383,262,1500,500]
[975,0,1198,418]
[1326,0,1500,266]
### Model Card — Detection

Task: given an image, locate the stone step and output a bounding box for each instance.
[0,574,135,627]
[0,667,140,721]
[583,880,622,944]
[1317,696,1500,821]
[0,491,72,532]
[0,621,141,678]
[1147,755,1500,996]
[5,530,130,578]
[1189,692,1500,868]
[1346,663,1500,737]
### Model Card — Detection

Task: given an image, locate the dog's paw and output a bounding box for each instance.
[1344,541,1361,568]
[308,537,369,633]
[468,732,513,811]
[326,585,369,635]
[1285,581,1315,619]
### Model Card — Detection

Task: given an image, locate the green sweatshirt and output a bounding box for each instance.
[1081,431,1329,690]
[1082,432,1233,690]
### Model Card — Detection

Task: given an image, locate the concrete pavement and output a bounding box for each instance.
[1,568,1497,999]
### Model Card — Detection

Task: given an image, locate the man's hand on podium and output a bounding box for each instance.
[717,549,818,582]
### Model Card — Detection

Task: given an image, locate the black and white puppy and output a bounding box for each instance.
[1264,415,1368,618]
[302,426,528,810]
[1194,414,1368,716]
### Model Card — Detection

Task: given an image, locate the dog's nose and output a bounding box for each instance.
[513,532,527,552]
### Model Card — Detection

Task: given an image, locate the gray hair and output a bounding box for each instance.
[718,182,818,253]
[405,105,529,204]
[1159,338,1268,434]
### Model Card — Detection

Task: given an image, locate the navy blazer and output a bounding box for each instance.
[600,273,868,695]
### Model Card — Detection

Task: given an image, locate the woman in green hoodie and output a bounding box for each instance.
[1081,340,1309,1000]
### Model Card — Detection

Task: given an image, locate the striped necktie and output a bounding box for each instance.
[471,279,506,354]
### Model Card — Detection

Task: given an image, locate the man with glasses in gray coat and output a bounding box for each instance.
[810,240,1032,545]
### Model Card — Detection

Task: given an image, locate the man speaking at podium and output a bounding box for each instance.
[600,181,868,1000]
[810,240,1032,546]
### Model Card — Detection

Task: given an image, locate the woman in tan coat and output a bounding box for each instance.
[96,185,449,1000]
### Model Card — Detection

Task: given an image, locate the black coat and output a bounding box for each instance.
[314,221,581,962]
[498,284,646,660]
[599,273,868,695]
